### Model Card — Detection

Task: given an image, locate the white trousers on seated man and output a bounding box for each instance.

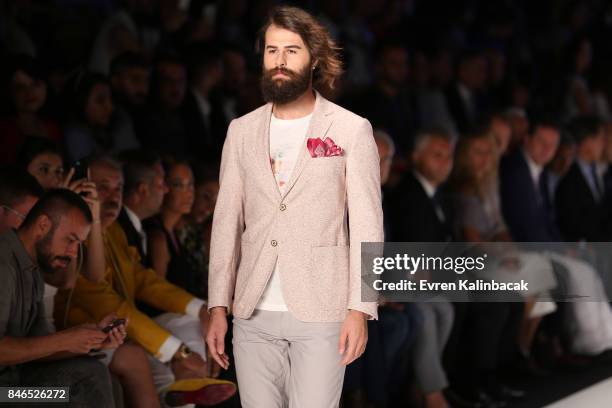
[232,309,345,408]
[101,313,206,408]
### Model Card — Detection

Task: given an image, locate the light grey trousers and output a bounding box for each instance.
[412,301,454,393]
[233,309,345,408]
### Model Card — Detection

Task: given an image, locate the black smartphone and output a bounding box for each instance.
[72,160,88,181]
[102,318,126,334]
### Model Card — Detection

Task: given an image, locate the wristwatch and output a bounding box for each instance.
[174,343,192,361]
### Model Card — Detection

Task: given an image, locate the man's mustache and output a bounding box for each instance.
[55,256,72,264]
[267,67,296,78]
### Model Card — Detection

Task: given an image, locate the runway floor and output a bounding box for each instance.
[545,376,612,407]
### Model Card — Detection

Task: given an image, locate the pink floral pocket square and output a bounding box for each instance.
[307,137,343,158]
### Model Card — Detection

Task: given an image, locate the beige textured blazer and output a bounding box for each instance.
[208,91,383,322]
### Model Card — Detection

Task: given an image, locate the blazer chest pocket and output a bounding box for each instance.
[308,157,345,174]
[310,245,349,310]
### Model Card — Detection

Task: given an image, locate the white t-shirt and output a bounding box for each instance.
[256,112,313,311]
[43,283,57,332]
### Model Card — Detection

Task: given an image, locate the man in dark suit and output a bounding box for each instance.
[346,43,419,155]
[500,119,562,242]
[556,116,611,242]
[117,150,168,263]
[387,131,453,242]
[387,131,479,407]
[444,51,489,135]
[389,130,525,407]
[183,45,229,162]
[503,117,612,361]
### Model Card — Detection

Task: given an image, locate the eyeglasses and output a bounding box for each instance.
[1,205,26,220]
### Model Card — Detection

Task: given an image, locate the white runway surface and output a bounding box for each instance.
[545,377,612,407]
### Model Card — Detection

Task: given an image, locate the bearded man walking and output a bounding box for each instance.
[206,6,383,408]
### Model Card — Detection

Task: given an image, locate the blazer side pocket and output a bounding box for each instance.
[311,245,349,310]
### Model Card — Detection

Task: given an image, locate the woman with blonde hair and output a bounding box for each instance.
[448,129,556,401]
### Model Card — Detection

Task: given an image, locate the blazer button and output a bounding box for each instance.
[279,203,287,211]
[271,240,278,247]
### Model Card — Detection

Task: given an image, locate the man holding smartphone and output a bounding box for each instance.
[0,189,126,406]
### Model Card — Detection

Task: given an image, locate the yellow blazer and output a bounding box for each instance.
[55,222,196,359]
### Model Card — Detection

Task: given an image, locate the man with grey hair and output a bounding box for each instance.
[55,154,236,407]
[386,128,455,240]
[386,129,456,407]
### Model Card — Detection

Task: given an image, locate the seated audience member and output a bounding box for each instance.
[183,45,227,161]
[511,117,612,357]
[180,165,223,289]
[176,163,220,293]
[488,113,513,157]
[18,137,117,209]
[109,52,150,115]
[448,131,534,406]
[601,121,612,193]
[54,155,236,407]
[0,167,42,232]
[500,119,562,243]
[140,55,193,159]
[0,167,162,407]
[547,132,576,203]
[109,51,150,144]
[342,130,416,408]
[64,72,138,161]
[444,50,489,135]
[348,43,417,155]
[388,130,454,243]
[504,108,530,153]
[0,189,125,407]
[146,160,205,299]
[555,115,612,241]
[0,167,60,323]
[0,54,61,164]
[387,130,456,408]
[18,137,65,190]
[117,150,168,263]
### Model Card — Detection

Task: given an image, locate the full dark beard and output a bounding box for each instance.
[260,65,312,105]
[35,230,70,275]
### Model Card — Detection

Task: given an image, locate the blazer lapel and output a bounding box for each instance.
[255,102,282,197]
[281,92,334,200]
[255,91,335,200]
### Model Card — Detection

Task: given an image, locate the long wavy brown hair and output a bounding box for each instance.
[255,6,343,91]
[448,129,500,199]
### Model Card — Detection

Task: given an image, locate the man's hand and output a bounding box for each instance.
[205,307,230,370]
[96,314,128,350]
[199,306,222,377]
[77,181,101,223]
[57,325,108,354]
[338,310,368,366]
